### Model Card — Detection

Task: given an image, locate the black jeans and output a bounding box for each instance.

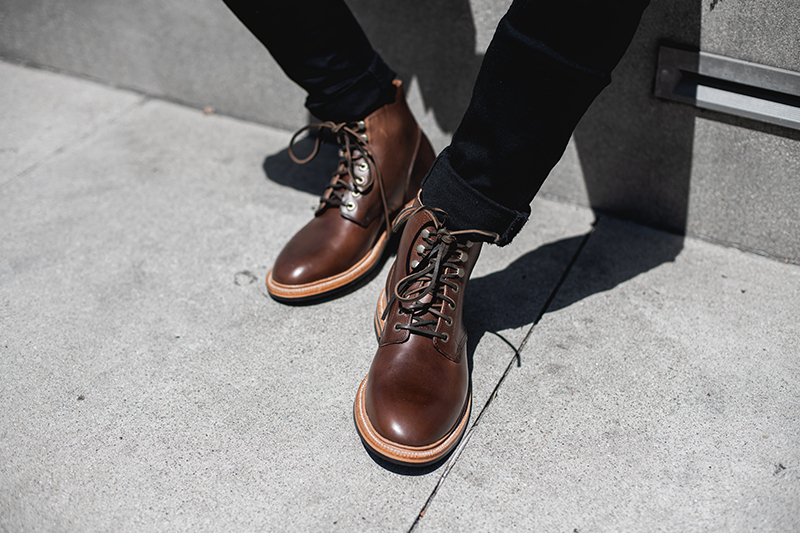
[223,0,649,245]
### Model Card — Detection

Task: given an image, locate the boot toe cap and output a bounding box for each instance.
[365,372,467,447]
[270,255,322,286]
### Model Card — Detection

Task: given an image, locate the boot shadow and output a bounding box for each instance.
[464,219,686,373]
[262,130,339,197]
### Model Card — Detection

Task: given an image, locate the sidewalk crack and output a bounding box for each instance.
[517,219,596,354]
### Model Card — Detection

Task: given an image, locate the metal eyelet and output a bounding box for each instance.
[448,302,456,311]
[416,244,426,254]
[345,201,356,211]
[452,285,459,293]
[397,309,404,317]
[459,251,469,262]
[393,322,402,332]
[445,316,453,327]
[351,190,361,198]
[338,149,346,157]
[360,133,368,142]
[357,161,369,172]
[456,267,465,278]
[421,229,430,239]
[441,333,450,343]
[465,240,474,248]
[356,120,366,131]
[410,259,420,269]
[354,175,366,186]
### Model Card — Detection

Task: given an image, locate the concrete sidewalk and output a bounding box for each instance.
[1,60,798,532]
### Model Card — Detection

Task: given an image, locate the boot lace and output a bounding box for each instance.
[288,120,391,232]
[383,205,499,341]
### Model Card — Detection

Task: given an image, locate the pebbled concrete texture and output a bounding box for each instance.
[2,60,799,531]
[700,0,800,71]
[687,117,800,260]
[418,218,800,532]
[0,63,142,187]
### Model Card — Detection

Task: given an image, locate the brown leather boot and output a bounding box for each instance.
[266,80,435,303]
[354,200,498,465]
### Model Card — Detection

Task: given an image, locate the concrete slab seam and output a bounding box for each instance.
[405,223,597,532]
[686,230,800,266]
[0,95,148,194]
[0,57,300,136]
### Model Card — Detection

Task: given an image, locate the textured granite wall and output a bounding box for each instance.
[1,0,798,261]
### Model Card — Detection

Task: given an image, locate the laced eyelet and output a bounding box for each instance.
[441,333,450,343]
[448,302,456,311]
[345,201,356,211]
[444,316,453,327]
[360,133,368,142]
[416,244,426,254]
[354,175,366,186]
[357,161,369,172]
[459,251,469,262]
[420,229,430,239]
[397,309,404,317]
[351,190,361,198]
[393,322,402,332]
[456,267,465,278]
[452,285,459,293]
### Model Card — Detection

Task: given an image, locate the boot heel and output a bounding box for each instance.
[405,131,436,203]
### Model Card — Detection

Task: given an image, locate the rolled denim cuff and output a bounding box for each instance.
[420,148,529,246]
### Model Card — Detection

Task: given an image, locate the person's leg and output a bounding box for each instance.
[356,0,651,466]
[221,0,435,302]
[221,0,397,121]
[423,0,651,245]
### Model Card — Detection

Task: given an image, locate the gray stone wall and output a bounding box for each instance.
[0,0,307,129]
[1,0,798,261]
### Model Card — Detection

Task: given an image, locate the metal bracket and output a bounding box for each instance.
[655,45,800,131]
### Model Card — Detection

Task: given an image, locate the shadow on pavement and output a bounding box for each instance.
[464,218,685,372]
[262,130,338,197]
